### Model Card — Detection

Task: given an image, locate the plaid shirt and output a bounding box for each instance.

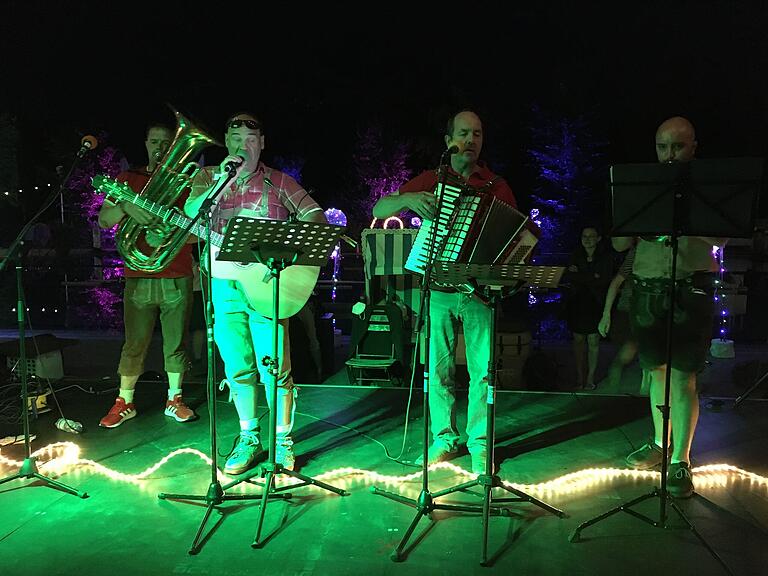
[192,162,322,232]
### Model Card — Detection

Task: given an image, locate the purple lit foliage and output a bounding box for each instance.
[352,124,412,220]
[526,106,607,255]
[75,146,127,221]
[67,285,123,331]
[66,135,128,322]
[67,139,127,255]
[272,155,305,183]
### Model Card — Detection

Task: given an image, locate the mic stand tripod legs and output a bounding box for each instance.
[414,292,564,565]
[0,265,87,499]
[157,202,284,555]
[371,291,565,565]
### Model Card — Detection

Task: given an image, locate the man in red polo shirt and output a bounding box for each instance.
[97,123,196,428]
[373,110,518,475]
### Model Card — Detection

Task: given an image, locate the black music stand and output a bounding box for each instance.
[570,158,762,576]
[374,262,567,566]
[215,216,350,548]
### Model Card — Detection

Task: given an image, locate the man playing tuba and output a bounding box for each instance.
[98,122,197,428]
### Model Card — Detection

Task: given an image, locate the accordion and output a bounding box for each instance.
[404,174,538,289]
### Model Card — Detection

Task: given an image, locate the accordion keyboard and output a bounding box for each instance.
[404,180,463,275]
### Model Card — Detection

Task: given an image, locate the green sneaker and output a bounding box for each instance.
[224,431,262,475]
[276,436,295,471]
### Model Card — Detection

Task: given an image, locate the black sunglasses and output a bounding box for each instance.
[227,119,261,130]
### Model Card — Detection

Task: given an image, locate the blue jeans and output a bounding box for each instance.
[428,290,492,452]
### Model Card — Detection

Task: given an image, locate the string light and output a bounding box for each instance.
[713,245,730,339]
[1,442,766,497]
[2,183,54,196]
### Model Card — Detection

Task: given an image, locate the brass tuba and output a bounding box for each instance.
[115,107,220,273]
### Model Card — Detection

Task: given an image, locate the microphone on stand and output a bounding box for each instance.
[224,157,244,175]
[440,143,461,165]
[76,135,98,158]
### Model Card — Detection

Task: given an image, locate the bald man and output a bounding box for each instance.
[613,116,722,498]
[373,110,518,475]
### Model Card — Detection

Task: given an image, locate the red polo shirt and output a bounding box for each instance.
[399,162,517,207]
[116,168,193,278]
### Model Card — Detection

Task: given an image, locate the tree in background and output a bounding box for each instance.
[351,123,412,224]
[526,105,607,258]
[525,106,608,341]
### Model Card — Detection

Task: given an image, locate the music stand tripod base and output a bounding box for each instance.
[218,216,350,548]
[155,192,283,556]
[372,262,567,565]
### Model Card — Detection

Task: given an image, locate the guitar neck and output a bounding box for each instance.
[125,193,224,248]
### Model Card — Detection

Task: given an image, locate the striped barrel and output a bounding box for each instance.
[361,229,422,315]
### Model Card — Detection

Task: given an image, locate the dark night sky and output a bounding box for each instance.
[2,1,768,221]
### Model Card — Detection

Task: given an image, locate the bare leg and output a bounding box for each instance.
[648,366,671,448]
[586,333,600,388]
[670,368,698,463]
[617,339,638,366]
[572,333,586,387]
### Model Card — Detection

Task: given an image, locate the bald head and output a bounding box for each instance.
[655,116,697,163]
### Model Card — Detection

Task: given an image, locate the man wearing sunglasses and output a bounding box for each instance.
[185,112,326,475]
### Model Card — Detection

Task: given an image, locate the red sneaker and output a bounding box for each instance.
[165,394,195,422]
[99,397,137,428]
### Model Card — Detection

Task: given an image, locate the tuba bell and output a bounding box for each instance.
[115,107,220,273]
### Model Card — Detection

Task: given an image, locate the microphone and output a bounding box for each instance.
[439,143,460,167]
[77,135,98,158]
[224,157,244,175]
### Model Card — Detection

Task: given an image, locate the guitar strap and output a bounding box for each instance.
[260,168,274,217]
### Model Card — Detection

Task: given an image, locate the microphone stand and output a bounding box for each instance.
[371,148,506,562]
[0,145,89,498]
[157,165,285,555]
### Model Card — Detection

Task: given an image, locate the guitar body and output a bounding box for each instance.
[92,175,321,320]
[209,246,320,319]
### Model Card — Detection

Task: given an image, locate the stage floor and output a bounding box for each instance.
[1,380,767,576]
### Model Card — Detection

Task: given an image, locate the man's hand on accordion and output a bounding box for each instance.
[405,191,437,220]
